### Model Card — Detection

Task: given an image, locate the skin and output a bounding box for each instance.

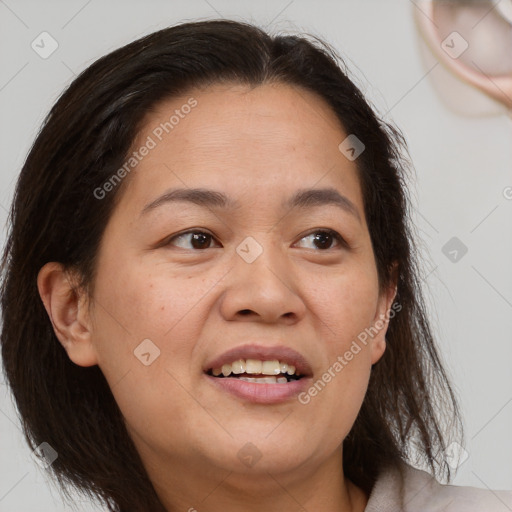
[38,81,397,511]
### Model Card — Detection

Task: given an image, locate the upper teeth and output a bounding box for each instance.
[211,359,298,377]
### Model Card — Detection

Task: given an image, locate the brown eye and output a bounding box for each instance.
[166,230,219,250]
[295,229,346,250]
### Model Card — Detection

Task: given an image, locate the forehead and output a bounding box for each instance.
[145,81,346,148]
[118,81,364,218]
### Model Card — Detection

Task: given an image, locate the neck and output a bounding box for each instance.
[140,444,368,512]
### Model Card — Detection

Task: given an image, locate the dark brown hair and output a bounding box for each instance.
[1,19,464,511]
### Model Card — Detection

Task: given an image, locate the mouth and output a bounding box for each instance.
[203,344,313,404]
[206,358,304,384]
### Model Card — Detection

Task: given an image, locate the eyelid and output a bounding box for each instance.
[295,228,348,250]
[161,228,220,249]
[163,227,349,251]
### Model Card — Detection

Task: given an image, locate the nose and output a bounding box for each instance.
[218,243,307,325]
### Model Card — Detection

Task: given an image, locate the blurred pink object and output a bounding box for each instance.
[413,0,512,115]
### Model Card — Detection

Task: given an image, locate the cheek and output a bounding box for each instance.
[296,341,373,458]
[305,264,379,347]
[294,265,378,429]
[90,259,230,390]
[92,261,212,344]
[89,264,217,445]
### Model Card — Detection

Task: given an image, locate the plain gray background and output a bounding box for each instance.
[0,1,511,510]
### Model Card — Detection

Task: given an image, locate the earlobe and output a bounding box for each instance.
[370,336,387,365]
[371,262,399,365]
[37,262,98,367]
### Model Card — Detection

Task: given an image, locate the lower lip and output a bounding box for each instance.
[205,374,311,404]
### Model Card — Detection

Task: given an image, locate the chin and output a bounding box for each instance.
[205,436,316,475]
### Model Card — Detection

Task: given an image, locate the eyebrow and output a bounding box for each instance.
[140,186,362,223]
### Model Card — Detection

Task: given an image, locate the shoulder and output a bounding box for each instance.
[365,462,512,512]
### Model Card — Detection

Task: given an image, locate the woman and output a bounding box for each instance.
[1,19,510,512]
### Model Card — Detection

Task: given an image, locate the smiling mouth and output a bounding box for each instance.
[206,358,304,384]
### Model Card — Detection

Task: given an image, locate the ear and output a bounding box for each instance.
[37,262,98,367]
[370,261,399,365]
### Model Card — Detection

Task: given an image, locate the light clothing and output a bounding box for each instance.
[365,462,512,511]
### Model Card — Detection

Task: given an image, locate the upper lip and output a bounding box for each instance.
[203,343,313,377]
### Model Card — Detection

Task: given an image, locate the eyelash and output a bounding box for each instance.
[164,228,347,251]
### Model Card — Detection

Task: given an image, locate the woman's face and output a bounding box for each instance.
[71,82,396,489]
